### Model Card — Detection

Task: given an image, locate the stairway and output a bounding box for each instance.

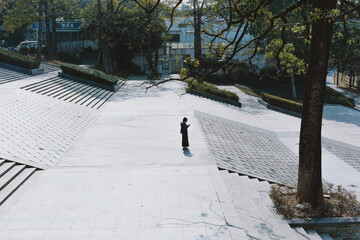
[0,158,37,205]
[20,76,126,109]
[219,169,336,240]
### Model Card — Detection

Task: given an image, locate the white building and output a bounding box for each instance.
[132,17,261,74]
[24,21,98,59]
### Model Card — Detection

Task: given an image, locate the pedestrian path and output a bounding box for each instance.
[0,166,236,240]
[0,78,358,239]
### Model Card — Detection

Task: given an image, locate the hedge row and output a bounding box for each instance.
[61,63,118,86]
[185,78,239,102]
[325,87,355,108]
[260,92,303,113]
[0,48,40,69]
[235,84,260,97]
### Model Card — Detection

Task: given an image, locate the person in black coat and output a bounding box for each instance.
[180,117,190,148]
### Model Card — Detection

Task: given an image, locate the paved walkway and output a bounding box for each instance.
[0,70,359,239]
[217,85,360,196]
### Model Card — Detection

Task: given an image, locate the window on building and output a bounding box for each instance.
[162,62,169,70]
[166,34,180,42]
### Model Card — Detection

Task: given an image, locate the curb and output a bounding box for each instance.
[288,217,360,239]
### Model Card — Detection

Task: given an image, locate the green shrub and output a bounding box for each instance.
[185,78,239,102]
[29,47,37,55]
[0,48,40,69]
[19,46,30,55]
[180,68,188,77]
[61,63,118,86]
[261,92,303,113]
[235,84,260,97]
[325,87,355,108]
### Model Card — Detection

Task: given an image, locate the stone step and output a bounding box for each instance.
[220,170,306,239]
[0,159,5,166]
[0,167,37,206]
[208,168,249,239]
[319,233,334,240]
[305,229,324,240]
[0,164,26,191]
[0,162,16,178]
[293,227,311,238]
[249,178,272,192]
[228,173,286,221]
[293,227,327,240]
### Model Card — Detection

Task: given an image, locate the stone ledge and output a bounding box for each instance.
[288,217,360,227]
[0,62,44,75]
[59,72,123,92]
[187,89,242,108]
[258,98,302,118]
[288,217,360,238]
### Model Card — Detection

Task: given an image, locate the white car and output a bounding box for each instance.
[14,41,39,52]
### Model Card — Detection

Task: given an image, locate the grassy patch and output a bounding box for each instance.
[184,77,239,102]
[60,63,118,86]
[261,92,303,113]
[0,48,40,69]
[270,184,360,219]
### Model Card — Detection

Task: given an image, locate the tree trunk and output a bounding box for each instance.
[36,0,43,60]
[50,1,57,58]
[97,0,106,70]
[297,0,337,207]
[193,0,202,61]
[44,0,52,59]
[291,72,297,98]
[105,0,116,73]
[154,8,159,74]
[349,70,353,88]
[155,44,159,74]
[146,11,154,78]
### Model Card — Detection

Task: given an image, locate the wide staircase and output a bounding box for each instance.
[219,169,341,240]
[0,158,37,205]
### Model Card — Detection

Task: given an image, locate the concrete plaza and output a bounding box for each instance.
[0,68,359,239]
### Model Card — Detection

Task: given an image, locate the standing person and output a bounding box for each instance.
[180,117,190,148]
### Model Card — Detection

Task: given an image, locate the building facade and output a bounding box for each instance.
[25,21,98,58]
[132,17,263,74]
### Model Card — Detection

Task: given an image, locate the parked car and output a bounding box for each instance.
[14,40,39,52]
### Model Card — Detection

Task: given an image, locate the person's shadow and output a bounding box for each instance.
[183,148,193,157]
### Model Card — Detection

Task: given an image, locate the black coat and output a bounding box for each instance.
[180,122,189,147]
[180,122,189,134]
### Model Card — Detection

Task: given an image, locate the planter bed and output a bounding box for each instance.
[187,88,242,108]
[60,63,121,91]
[258,98,302,118]
[0,49,43,75]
